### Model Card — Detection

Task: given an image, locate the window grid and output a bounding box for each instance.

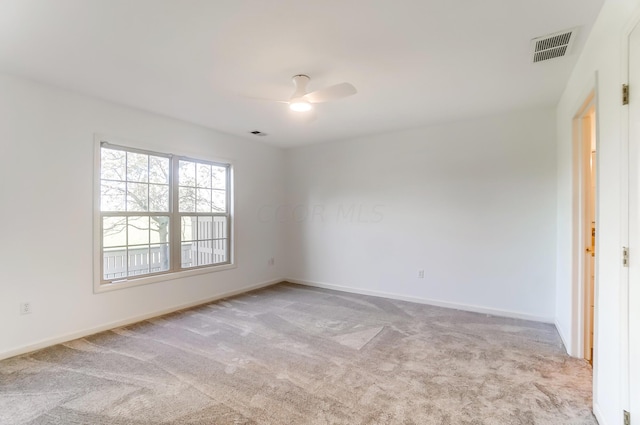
[99,142,231,284]
[180,215,229,268]
[177,158,230,270]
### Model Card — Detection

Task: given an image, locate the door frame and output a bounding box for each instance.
[581,105,596,362]
[571,88,598,366]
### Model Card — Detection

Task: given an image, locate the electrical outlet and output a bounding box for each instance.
[417,270,425,279]
[268,257,275,266]
[20,302,32,315]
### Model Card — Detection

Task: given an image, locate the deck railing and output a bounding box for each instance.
[103,242,226,279]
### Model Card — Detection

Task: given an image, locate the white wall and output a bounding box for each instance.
[555,1,640,423]
[0,4,633,419]
[285,108,558,322]
[0,73,286,359]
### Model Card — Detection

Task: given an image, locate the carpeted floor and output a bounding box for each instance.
[1,282,596,424]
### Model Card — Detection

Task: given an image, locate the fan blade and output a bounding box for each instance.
[304,82,357,103]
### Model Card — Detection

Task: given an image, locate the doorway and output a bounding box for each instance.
[581,104,597,364]
[573,88,598,365]
[572,91,597,365]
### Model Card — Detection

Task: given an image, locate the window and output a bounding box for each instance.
[97,140,232,289]
[177,159,229,268]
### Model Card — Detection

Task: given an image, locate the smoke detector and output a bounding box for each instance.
[531,28,578,63]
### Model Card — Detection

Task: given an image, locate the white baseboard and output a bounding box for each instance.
[288,278,555,324]
[554,319,571,355]
[0,278,282,361]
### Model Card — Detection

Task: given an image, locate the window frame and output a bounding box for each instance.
[93,135,235,293]
[174,156,232,271]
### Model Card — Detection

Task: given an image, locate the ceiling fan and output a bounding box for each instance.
[280,74,357,112]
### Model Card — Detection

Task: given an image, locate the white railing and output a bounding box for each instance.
[103,242,226,279]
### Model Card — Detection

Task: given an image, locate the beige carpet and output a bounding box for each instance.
[0,283,596,424]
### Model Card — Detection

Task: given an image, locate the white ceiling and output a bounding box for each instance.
[0,0,604,148]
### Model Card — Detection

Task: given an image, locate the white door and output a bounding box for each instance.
[628,20,640,421]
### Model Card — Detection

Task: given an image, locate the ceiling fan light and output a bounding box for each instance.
[289,99,312,112]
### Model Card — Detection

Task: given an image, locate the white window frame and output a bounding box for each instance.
[93,135,235,293]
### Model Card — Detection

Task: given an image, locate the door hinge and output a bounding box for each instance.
[623,84,629,105]
[624,410,630,425]
[623,247,629,267]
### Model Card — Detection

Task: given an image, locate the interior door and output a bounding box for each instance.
[628,20,640,421]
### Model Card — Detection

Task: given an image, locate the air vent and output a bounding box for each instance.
[250,130,267,136]
[531,28,578,63]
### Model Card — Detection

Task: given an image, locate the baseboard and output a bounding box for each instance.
[593,402,607,425]
[554,319,570,355]
[0,278,283,361]
[288,278,555,324]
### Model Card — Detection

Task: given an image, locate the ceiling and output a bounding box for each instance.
[0,0,605,148]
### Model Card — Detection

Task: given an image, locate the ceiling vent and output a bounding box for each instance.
[531,28,578,63]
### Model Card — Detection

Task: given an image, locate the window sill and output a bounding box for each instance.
[94,263,237,293]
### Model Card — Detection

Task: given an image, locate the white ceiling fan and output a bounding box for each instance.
[281,74,357,112]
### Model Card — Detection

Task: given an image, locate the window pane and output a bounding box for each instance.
[101,181,126,212]
[213,239,228,264]
[149,156,169,184]
[128,245,150,277]
[213,216,228,239]
[103,217,127,247]
[149,184,169,212]
[212,190,226,212]
[127,152,148,183]
[197,239,213,266]
[127,183,149,212]
[179,187,195,212]
[101,148,126,181]
[150,216,170,244]
[197,163,212,188]
[181,241,196,268]
[198,216,213,239]
[128,216,150,245]
[179,160,196,187]
[181,216,227,266]
[212,166,226,190]
[103,246,127,280]
[196,188,212,213]
[181,216,197,241]
[150,244,170,273]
